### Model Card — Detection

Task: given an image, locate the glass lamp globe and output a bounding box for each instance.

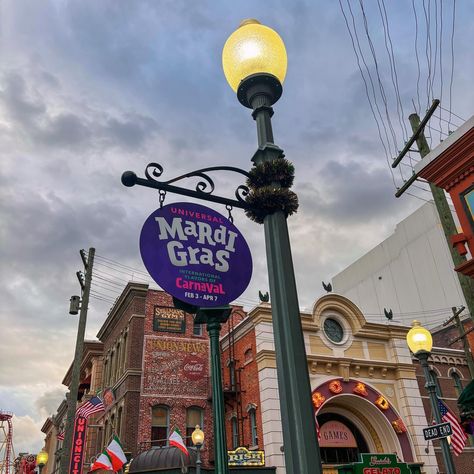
[406,320,433,354]
[222,19,287,92]
[36,451,48,467]
[192,425,205,446]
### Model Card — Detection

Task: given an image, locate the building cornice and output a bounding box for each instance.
[96,282,148,340]
[62,340,104,386]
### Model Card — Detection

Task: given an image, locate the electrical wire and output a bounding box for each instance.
[438,0,444,141]
[412,0,422,114]
[95,254,150,277]
[338,0,397,188]
[439,105,465,122]
[358,0,399,155]
[448,0,456,132]
[378,0,409,144]
[432,113,461,127]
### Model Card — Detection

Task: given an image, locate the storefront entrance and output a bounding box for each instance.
[318,414,369,464]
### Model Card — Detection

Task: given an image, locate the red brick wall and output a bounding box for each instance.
[95,289,146,458]
[221,322,264,452]
[413,355,473,473]
[433,319,474,354]
[137,290,214,466]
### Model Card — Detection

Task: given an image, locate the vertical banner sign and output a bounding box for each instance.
[140,203,253,307]
[69,416,87,474]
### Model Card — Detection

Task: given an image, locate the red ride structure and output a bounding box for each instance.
[0,411,14,474]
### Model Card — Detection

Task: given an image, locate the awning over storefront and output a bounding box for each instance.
[128,446,276,474]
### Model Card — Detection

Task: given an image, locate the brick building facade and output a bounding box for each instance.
[221,313,264,453]
[43,286,471,474]
[413,339,474,473]
[136,289,213,465]
[95,282,146,460]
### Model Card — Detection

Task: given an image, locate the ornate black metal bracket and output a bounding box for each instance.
[121,163,253,210]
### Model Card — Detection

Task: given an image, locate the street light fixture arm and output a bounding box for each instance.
[121,164,252,210]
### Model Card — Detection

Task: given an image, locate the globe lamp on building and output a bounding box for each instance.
[192,425,204,474]
[406,320,433,355]
[36,451,48,474]
[406,320,455,474]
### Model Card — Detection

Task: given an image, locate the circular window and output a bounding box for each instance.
[323,318,344,343]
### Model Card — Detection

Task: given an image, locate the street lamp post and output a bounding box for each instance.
[122,18,322,474]
[406,320,457,474]
[192,425,205,474]
[36,451,48,474]
[222,20,322,473]
[195,307,231,474]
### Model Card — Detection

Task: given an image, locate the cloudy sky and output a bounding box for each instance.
[1,0,473,456]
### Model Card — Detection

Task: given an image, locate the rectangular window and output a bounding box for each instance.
[186,407,203,446]
[151,406,169,447]
[232,417,239,449]
[193,323,203,336]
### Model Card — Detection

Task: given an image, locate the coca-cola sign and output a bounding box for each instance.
[183,355,205,380]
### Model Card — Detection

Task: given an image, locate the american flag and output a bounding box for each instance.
[438,399,467,456]
[76,396,105,419]
[57,431,64,441]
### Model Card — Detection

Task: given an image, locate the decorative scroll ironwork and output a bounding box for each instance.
[122,163,253,210]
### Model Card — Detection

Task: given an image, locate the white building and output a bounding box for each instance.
[332,202,467,328]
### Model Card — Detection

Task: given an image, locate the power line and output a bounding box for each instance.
[412,0,422,113]
[95,254,150,277]
[439,105,465,122]
[448,0,457,132]
[358,0,400,155]
[438,0,444,141]
[338,0,397,188]
[378,0,409,144]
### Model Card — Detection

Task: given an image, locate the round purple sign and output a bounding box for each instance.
[140,202,253,307]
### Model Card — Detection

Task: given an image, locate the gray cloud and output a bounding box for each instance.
[1,0,473,454]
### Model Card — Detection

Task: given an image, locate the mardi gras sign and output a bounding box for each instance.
[140,203,252,307]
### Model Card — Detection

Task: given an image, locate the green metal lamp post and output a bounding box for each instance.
[222,20,323,474]
[121,18,322,474]
[195,307,231,474]
[406,321,456,474]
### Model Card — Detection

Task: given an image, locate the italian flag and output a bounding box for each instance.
[106,435,128,471]
[169,428,189,456]
[90,451,113,471]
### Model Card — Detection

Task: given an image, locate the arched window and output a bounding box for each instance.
[115,343,121,380]
[229,360,236,390]
[248,408,258,447]
[186,407,204,446]
[429,369,442,397]
[244,348,253,363]
[151,406,169,447]
[117,406,123,439]
[231,416,239,449]
[104,419,109,447]
[452,371,463,396]
[121,332,128,371]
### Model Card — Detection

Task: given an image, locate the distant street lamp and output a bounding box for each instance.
[36,451,48,474]
[406,320,456,474]
[191,425,205,474]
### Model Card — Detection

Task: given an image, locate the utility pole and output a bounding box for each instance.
[407,113,474,326]
[61,248,95,474]
[444,306,474,378]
